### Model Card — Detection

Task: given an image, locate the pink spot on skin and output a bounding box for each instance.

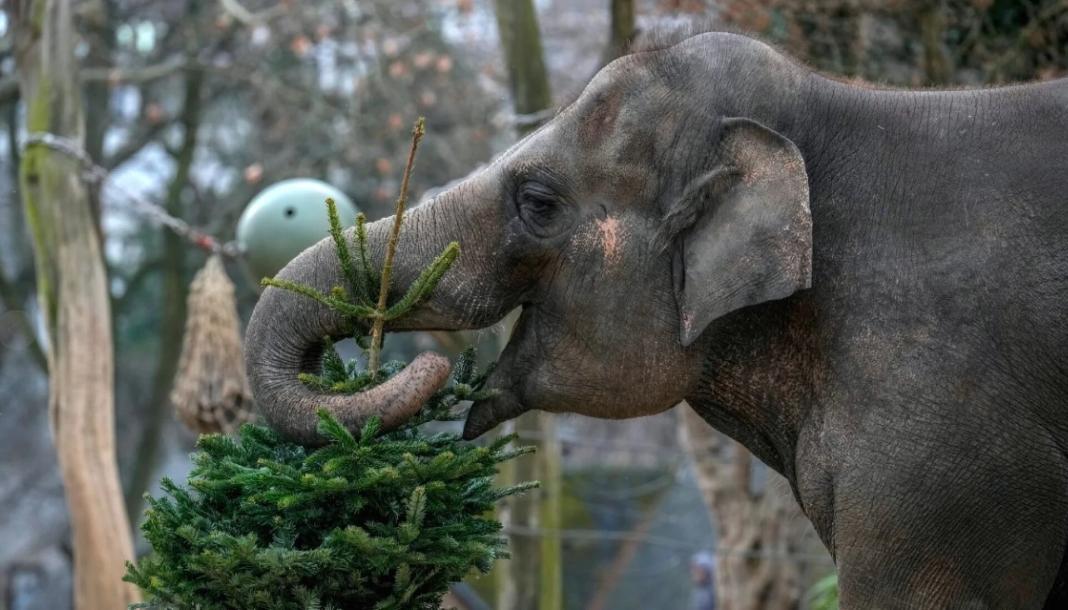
[596,216,623,266]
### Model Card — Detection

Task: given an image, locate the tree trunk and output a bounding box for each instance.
[124,66,203,518]
[679,405,828,610]
[82,0,114,235]
[0,97,47,373]
[491,5,561,607]
[494,0,553,135]
[919,5,952,86]
[495,411,563,610]
[13,0,141,607]
[603,0,636,65]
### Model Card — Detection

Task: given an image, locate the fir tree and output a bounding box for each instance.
[125,119,535,609]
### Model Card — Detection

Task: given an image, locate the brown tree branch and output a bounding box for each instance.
[0,58,187,108]
[81,57,187,84]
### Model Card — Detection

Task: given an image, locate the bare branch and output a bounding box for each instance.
[81,57,187,85]
[368,118,426,375]
[0,58,185,107]
[219,0,288,26]
[103,120,167,170]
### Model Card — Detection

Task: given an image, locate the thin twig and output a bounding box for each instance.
[22,132,241,257]
[368,117,425,375]
[218,0,289,26]
[81,57,187,84]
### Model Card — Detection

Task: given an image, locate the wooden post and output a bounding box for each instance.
[13,0,141,607]
[491,3,562,608]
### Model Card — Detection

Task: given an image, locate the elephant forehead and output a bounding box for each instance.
[569,61,669,157]
[577,89,625,147]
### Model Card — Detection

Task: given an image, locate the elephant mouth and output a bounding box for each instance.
[462,386,528,439]
[459,307,534,439]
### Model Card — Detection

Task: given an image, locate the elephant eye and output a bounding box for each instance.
[517,181,564,237]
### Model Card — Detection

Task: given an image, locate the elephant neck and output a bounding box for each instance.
[683,296,821,485]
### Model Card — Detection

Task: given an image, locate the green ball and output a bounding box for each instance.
[237,179,359,281]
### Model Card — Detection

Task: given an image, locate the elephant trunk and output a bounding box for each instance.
[244,221,453,446]
[245,180,511,445]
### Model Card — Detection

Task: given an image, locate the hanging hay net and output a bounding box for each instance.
[171,255,255,434]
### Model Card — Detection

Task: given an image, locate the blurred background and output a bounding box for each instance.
[1,0,1065,608]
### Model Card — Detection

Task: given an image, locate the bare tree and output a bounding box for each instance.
[12,0,140,607]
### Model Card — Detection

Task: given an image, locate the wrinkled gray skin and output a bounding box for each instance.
[245,32,1068,609]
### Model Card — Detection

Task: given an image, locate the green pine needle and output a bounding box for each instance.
[315,409,358,450]
[261,277,380,319]
[326,197,366,306]
[355,213,376,303]
[125,409,534,610]
[383,242,460,321]
[130,121,537,610]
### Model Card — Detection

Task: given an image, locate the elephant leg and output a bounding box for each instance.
[830,422,1068,609]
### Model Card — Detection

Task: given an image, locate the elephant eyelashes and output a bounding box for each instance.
[516,181,565,237]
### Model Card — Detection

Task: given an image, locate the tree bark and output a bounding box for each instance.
[496,412,563,610]
[82,0,114,233]
[13,0,141,607]
[124,66,203,519]
[919,5,952,86]
[0,97,48,373]
[491,3,562,609]
[679,405,828,610]
[603,0,636,65]
[494,0,553,136]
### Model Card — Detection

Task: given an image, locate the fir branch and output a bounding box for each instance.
[369,117,426,376]
[358,417,383,445]
[492,481,541,501]
[326,198,367,306]
[320,339,347,382]
[261,278,379,319]
[316,409,358,451]
[355,213,376,303]
[383,242,459,321]
[260,277,333,306]
[127,409,534,609]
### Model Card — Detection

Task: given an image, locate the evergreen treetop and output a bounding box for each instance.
[125,118,535,609]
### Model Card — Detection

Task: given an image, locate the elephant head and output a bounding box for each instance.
[244,32,813,445]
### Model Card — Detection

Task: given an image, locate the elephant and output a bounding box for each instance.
[244,30,1068,609]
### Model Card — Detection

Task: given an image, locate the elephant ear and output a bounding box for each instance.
[662,117,812,347]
